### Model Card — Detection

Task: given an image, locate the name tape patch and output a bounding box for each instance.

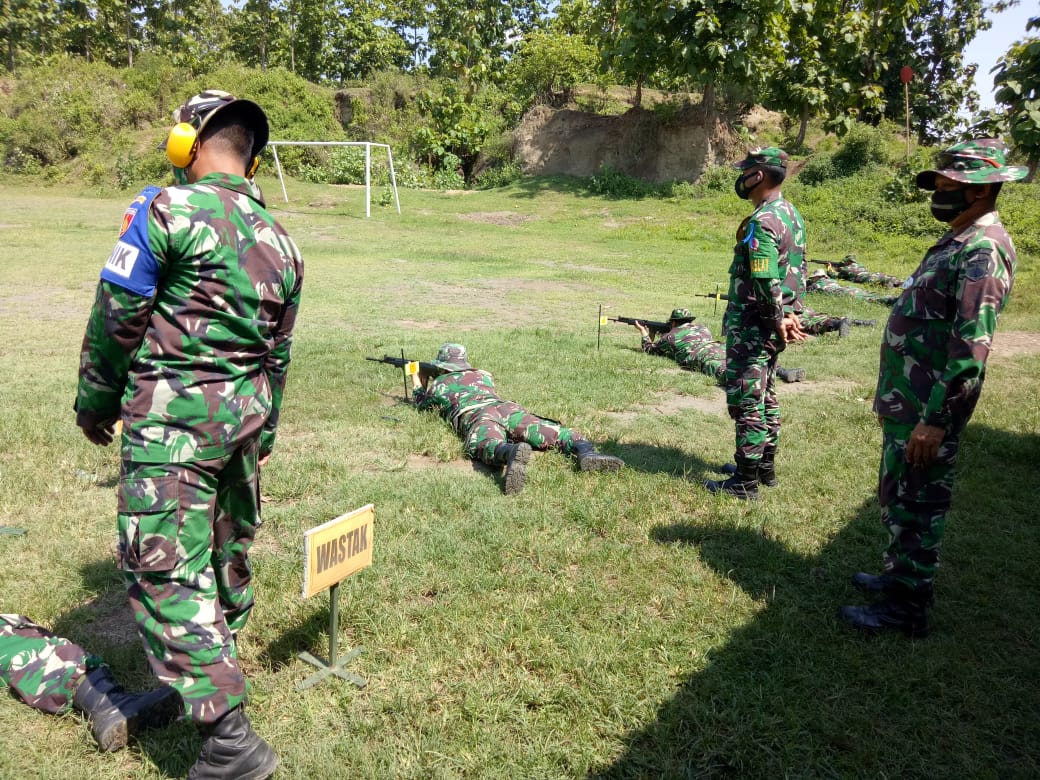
[104,241,140,279]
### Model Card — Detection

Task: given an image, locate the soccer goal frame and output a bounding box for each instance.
[267,141,401,218]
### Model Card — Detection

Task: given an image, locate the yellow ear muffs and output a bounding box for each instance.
[247,156,260,178]
[166,122,199,168]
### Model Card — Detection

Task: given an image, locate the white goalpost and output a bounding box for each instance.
[267,141,401,218]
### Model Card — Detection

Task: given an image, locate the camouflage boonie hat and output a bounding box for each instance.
[169,90,270,161]
[916,138,1028,190]
[431,343,472,372]
[669,308,695,322]
[810,269,828,279]
[734,146,789,170]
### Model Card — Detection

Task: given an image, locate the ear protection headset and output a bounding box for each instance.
[165,122,199,169]
[164,93,265,177]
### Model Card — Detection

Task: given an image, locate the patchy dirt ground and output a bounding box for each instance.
[992,331,1040,359]
[457,211,535,227]
[404,454,494,475]
[607,391,726,422]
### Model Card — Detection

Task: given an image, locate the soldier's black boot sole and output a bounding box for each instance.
[838,601,929,639]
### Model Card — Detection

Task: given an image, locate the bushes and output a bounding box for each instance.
[798,122,891,185]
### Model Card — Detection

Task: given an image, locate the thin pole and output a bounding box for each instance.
[597,303,602,352]
[272,145,288,203]
[328,581,339,664]
[365,144,372,219]
[904,82,911,162]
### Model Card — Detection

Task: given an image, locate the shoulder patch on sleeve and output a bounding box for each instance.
[101,186,162,297]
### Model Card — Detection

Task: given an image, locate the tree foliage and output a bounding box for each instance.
[990,15,1040,175]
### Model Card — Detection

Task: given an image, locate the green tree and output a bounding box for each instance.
[506,29,600,108]
[880,0,987,144]
[990,15,1040,178]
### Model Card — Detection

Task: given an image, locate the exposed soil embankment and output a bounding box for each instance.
[514,104,737,183]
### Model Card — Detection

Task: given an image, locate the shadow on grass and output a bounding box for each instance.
[592,424,1040,778]
[608,441,714,481]
[46,560,197,777]
[505,173,664,201]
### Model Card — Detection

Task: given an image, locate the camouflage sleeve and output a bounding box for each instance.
[642,335,662,355]
[259,271,303,459]
[414,384,441,412]
[75,281,154,429]
[922,247,1004,427]
[749,220,784,326]
[753,277,784,328]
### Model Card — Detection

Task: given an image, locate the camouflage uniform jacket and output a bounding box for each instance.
[76,173,304,462]
[413,369,504,433]
[724,193,807,332]
[874,211,1015,429]
[642,323,720,364]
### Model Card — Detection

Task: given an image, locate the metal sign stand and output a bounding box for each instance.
[296,582,367,690]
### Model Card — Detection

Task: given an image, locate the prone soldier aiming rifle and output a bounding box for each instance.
[607,316,674,339]
[367,354,443,400]
[809,256,905,288]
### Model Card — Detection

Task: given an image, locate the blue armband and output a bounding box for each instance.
[100,186,162,297]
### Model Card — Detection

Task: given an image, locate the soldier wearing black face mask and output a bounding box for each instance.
[840,138,1027,639]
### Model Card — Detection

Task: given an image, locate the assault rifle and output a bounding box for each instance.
[366,354,444,400]
[809,258,852,267]
[695,291,729,314]
[607,316,676,339]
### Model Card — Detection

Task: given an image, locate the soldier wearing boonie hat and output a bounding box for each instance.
[704,146,808,500]
[841,138,1025,639]
[75,90,302,780]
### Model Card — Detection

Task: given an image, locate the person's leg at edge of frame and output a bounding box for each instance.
[118,458,277,778]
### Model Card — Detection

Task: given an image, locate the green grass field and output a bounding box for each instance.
[1,175,1039,779]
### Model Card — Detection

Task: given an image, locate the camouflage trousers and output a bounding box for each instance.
[799,309,844,335]
[118,440,260,724]
[724,329,780,466]
[878,418,962,592]
[0,615,99,713]
[678,344,726,382]
[461,401,579,464]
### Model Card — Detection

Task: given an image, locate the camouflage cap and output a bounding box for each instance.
[734,146,789,170]
[810,269,829,279]
[915,138,1028,190]
[431,343,472,372]
[669,307,695,322]
[169,90,270,161]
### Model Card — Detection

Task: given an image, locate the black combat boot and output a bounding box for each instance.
[491,442,532,495]
[851,318,876,327]
[704,460,759,500]
[851,572,935,603]
[757,450,778,487]
[188,706,279,780]
[776,366,806,383]
[71,666,182,752]
[839,589,931,639]
[718,453,777,487]
[570,440,624,472]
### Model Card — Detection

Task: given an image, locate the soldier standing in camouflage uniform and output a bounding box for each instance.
[629,308,806,382]
[411,344,623,494]
[76,90,302,778]
[807,268,900,305]
[840,139,1026,638]
[704,147,807,500]
[0,614,180,751]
